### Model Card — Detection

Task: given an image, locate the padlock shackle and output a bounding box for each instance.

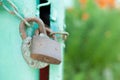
[36,26,57,40]
[19,17,47,39]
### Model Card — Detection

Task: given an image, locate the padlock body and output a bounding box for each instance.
[31,35,61,64]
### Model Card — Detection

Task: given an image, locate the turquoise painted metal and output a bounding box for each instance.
[50,0,65,80]
[0,0,65,80]
[0,0,39,80]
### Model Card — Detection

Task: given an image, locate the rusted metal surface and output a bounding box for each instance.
[31,21,61,64]
[31,34,61,64]
[20,17,61,64]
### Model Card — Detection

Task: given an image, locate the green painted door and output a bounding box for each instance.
[0,0,39,80]
[0,0,65,80]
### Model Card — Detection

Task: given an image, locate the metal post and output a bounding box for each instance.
[50,0,65,80]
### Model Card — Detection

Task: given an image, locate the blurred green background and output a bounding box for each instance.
[64,0,120,80]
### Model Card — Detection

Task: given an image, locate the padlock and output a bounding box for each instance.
[20,17,61,64]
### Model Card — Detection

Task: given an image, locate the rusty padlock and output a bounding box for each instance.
[20,17,61,64]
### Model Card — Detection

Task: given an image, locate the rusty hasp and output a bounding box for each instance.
[50,32,69,40]
[42,26,69,40]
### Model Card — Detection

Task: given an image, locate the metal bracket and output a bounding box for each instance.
[37,0,50,9]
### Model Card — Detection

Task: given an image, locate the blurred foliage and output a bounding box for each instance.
[64,0,120,80]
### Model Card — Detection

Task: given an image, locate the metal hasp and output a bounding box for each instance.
[0,0,39,80]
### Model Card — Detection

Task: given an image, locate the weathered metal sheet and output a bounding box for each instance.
[0,0,39,80]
